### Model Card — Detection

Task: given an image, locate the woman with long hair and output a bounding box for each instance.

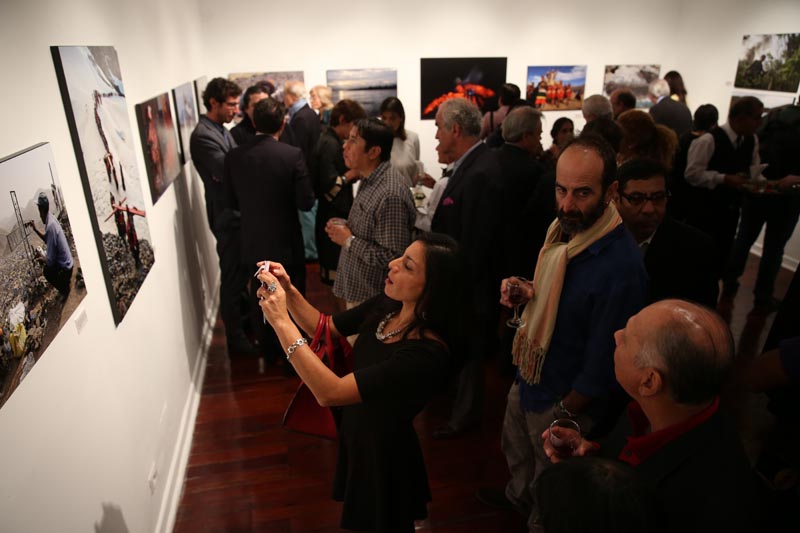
[616,110,678,169]
[257,232,464,532]
[380,96,421,186]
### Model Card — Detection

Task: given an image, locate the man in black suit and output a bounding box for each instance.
[224,98,315,361]
[616,158,718,307]
[648,79,692,138]
[431,98,504,438]
[190,77,254,355]
[495,105,548,279]
[281,80,322,261]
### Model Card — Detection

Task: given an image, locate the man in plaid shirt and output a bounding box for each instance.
[326,118,416,308]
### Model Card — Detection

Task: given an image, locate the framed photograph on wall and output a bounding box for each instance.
[525,65,587,111]
[51,45,155,326]
[172,82,198,165]
[326,68,397,117]
[603,64,661,108]
[420,57,507,119]
[135,92,181,203]
[0,142,88,409]
[734,33,800,94]
[194,76,208,116]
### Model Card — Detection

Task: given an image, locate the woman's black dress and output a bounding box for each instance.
[331,299,453,532]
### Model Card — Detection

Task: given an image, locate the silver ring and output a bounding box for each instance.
[267,281,278,293]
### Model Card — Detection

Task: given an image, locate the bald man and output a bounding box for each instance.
[544,299,758,533]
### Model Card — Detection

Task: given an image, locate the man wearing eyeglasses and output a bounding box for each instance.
[616,159,718,307]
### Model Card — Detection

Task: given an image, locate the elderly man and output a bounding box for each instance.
[616,158,718,307]
[282,80,322,262]
[477,136,648,531]
[430,98,504,439]
[224,97,315,362]
[326,118,415,308]
[609,88,636,119]
[190,77,254,355]
[648,79,692,138]
[544,299,758,533]
[495,106,550,277]
[684,96,764,280]
[25,192,74,300]
[582,94,613,123]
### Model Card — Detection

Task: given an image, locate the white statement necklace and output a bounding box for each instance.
[375,312,406,341]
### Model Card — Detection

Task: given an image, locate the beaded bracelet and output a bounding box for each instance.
[285,337,308,361]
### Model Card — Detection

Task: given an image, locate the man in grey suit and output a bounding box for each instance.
[190,77,255,355]
[648,79,692,138]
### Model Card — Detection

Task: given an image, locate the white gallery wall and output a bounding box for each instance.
[0,0,797,532]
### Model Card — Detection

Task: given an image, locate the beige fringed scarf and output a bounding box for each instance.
[512,202,622,384]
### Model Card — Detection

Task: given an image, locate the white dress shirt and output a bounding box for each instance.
[684,123,760,189]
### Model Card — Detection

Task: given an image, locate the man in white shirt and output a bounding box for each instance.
[683,96,763,281]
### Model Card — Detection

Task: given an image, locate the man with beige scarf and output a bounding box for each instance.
[477,136,649,531]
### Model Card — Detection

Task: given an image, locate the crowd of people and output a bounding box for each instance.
[188,73,800,532]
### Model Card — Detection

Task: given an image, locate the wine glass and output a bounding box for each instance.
[506,277,529,329]
[549,418,581,459]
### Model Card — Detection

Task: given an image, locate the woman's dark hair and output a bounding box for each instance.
[330,99,367,128]
[580,117,622,153]
[664,70,687,104]
[241,84,270,111]
[693,104,719,132]
[403,233,465,354]
[498,83,521,106]
[379,96,407,141]
[550,117,574,142]
[535,457,654,533]
[355,118,394,163]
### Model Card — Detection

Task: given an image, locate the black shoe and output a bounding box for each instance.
[754,296,782,314]
[227,334,257,356]
[432,424,468,440]
[476,487,518,513]
[721,280,739,298]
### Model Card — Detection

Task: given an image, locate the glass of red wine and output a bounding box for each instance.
[549,418,581,459]
[506,277,529,329]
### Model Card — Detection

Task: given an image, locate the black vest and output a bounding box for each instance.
[707,127,754,175]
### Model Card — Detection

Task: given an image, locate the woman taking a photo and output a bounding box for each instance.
[256,232,464,532]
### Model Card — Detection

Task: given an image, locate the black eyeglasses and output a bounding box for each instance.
[620,191,670,206]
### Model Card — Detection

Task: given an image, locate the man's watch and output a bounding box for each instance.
[344,235,355,250]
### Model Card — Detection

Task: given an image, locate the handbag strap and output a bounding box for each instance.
[310,313,327,352]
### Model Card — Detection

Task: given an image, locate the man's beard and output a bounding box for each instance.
[557,200,606,236]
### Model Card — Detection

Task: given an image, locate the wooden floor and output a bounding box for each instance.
[173,255,795,533]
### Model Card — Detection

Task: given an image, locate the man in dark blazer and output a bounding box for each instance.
[544,299,758,533]
[225,97,315,362]
[648,79,692,138]
[190,77,255,355]
[281,80,322,261]
[615,159,718,307]
[431,98,504,438]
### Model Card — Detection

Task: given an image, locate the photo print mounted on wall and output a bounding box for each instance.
[0,142,87,409]
[51,45,155,326]
[326,68,398,117]
[135,92,181,204]
[526,65,587,111]
[603,64,661,108]
[734,33,800,94]
[420,57,507,119]
[194,76,208,116]
[730,88,797,115]
[172,82,198,165]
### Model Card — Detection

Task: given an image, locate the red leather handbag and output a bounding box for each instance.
[281,313,352,439]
